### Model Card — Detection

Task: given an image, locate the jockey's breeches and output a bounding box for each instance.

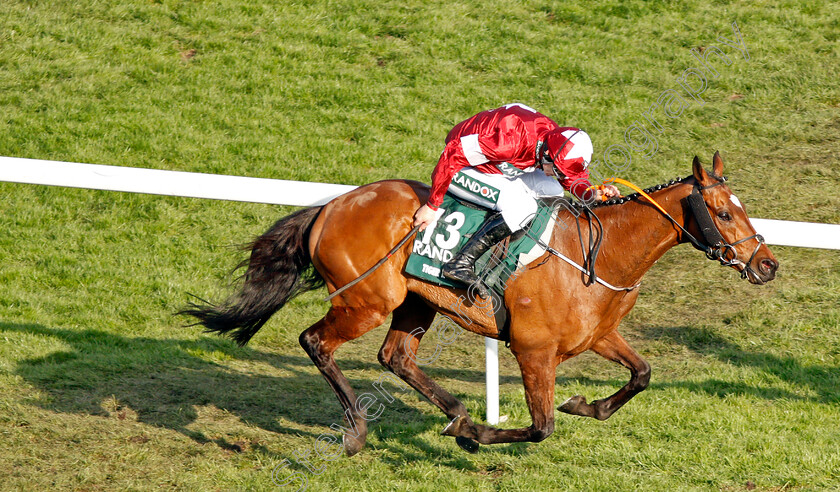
[446,167,565,232]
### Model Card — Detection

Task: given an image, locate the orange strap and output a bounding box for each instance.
[588,178,671,216]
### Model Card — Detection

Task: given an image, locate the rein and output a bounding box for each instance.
[533,174,766,291]
[537,130,637,290]
[524,203,640,292]
[324,173,765,302]
[531,233,641,292]
[611,176,766,280]
[575,207,604,286]
[324,225,421,301]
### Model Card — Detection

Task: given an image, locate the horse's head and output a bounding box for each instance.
[685,152,778,284]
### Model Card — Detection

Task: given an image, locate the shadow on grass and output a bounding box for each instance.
[640,325,840,403]
[0,321,524,467]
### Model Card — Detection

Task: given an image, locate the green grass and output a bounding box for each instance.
[1,0,839,490]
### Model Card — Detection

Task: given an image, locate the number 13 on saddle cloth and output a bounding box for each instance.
[405,188,559,296]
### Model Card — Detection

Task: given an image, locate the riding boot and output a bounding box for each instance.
[441,213,512,299]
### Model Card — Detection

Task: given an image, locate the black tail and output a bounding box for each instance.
[179,206,325,346]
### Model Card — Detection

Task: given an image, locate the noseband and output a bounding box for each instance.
[684,177,766,280]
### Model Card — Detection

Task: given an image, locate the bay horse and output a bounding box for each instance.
[182,152,777,455]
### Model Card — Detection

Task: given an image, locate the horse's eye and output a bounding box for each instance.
[718,211,732,221]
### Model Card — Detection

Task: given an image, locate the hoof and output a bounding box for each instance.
[558,395,588,415]
[441,416,469,437]
[455,436,480,453]
[342,433,365,457]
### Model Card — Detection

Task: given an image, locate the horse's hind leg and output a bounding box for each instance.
[377,293,471,420]
[558,330,651,420]
[299,306,389,456]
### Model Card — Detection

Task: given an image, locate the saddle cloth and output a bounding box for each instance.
[405,193,559,296]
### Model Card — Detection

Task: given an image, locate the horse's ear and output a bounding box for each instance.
[712,151,724,177]
[692,155,710,184]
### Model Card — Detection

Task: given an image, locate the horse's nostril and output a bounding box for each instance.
[760,258,778,274]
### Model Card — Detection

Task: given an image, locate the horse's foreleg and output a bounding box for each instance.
[441,347,557,450]
[378,294,471,420]
[558,330,651,421]
[299,306,388,456]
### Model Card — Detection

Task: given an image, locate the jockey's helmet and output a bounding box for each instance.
[539,128,594,174]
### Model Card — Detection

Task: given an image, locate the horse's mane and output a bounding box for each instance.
[569,176,690,210]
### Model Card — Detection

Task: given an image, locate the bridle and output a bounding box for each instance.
[683,177,766,280]
[536,134,765,286]
[526,174,767,291]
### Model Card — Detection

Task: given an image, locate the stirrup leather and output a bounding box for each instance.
[441,213,511,297]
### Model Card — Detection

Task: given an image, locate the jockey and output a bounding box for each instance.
[413,103,619,298]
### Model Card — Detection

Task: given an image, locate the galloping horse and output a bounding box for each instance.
[182,152,777,455]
